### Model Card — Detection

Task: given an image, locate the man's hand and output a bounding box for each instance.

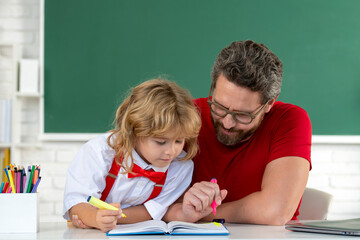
[182,181,228,222]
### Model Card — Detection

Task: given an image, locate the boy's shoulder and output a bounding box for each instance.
[82,133,114,158]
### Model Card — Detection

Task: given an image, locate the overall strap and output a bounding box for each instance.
[100,156,121,201]
[143,170,168,203]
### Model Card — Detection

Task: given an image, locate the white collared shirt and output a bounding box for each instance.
[63,133,193,220]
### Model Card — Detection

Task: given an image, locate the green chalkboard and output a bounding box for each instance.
[44,0,360,135]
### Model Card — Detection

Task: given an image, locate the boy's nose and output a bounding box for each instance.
[165,143,176,156]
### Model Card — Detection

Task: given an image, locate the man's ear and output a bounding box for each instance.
[264,96,278,113]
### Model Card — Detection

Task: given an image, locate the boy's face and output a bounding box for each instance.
[135,132,185,168]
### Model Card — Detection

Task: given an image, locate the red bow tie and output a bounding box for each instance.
[128,163,167,184]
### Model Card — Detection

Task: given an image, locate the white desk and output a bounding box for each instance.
[0,222,347,240]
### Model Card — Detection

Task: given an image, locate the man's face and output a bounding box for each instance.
[210,74,270,146]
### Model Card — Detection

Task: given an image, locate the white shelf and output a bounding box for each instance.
[0,143,11,149]
[0,44,42,162]
[15,92,43,98]
[0,44,17,162]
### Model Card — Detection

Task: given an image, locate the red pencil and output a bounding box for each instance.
[2,182,9,193]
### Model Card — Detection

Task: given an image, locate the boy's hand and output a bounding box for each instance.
[95,202,123,232]
[71,214,92,229]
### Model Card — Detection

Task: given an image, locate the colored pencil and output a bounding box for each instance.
[31,177,41,193]
[27,165,35,193]
[2,182,9,193]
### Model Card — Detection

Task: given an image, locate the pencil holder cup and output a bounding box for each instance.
[0,193,39,233]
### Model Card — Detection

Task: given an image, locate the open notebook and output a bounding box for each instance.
[106,220,229,236]
[285,218,360,236]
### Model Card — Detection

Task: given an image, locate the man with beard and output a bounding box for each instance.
[164,40,312,225]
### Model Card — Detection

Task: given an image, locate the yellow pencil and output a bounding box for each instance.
[87,196,127,217]
[5,168,16,193]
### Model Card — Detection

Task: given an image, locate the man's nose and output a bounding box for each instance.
[222,114,236,129]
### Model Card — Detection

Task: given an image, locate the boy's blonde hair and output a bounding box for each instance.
[107,78,201,172]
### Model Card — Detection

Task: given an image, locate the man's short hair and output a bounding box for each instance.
[211,40,283,103]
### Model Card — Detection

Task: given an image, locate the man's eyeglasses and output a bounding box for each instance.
[207,85,268,125]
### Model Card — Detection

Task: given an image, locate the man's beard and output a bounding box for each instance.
[211,115,261,146]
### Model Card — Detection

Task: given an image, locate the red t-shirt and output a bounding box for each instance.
[192,98,312,219]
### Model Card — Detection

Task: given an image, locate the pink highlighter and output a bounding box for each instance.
[211,178,217,215]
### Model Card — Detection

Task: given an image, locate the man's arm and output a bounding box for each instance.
[201,156,309,225]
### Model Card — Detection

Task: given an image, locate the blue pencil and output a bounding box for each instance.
[0,182,4,193]
[4,167,9,182]
[31,177,41,193]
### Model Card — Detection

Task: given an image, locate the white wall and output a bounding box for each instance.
[0,0,359,222]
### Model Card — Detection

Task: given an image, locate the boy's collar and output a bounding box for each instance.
[131,149,169,173]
